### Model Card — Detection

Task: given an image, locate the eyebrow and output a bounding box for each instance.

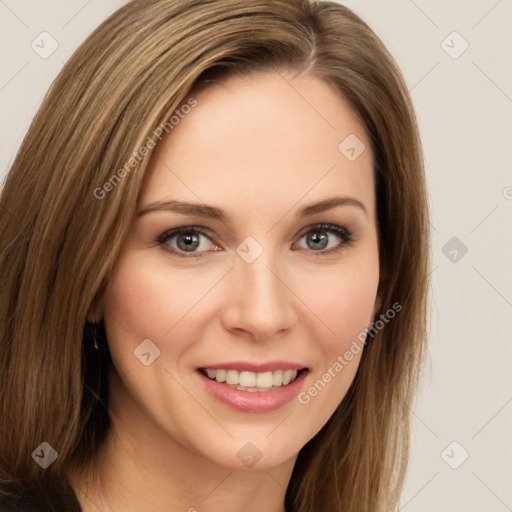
[137,196,367,221]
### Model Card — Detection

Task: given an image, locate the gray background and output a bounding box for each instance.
[1,1,511,510]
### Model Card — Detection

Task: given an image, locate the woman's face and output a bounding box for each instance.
[100,71,380,471]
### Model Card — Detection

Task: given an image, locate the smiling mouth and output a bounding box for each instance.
[198,368,307,392]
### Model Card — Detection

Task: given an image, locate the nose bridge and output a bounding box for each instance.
[221,243,296,339]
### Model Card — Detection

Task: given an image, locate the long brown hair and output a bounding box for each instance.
[0,1,429,510]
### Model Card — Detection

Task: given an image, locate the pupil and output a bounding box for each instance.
[178,232,199,251]
[308,231,328,250]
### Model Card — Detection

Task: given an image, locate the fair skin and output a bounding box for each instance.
[71,70,380,512]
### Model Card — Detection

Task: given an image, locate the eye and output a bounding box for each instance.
[295,223,354,255]
[156,223,354,258]
[156,226,218,258]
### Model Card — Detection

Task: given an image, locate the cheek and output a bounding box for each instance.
[106,250,223,327]
[292,250,379,427]
[323,274,378,346]
[102,254,215,365]
[298,250,380,350]
[105,262,172,342]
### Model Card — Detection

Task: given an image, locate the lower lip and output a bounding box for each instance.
[197,370,308,413]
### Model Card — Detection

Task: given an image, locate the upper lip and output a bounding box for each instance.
[197,361,307,372]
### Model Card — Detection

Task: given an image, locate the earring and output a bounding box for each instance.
[92,324,99,350]
[85,321,100,350]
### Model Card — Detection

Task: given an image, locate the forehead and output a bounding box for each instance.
[139,71,375,223]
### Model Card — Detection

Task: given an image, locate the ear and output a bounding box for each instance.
[87,299,104,323]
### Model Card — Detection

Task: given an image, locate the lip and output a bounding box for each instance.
[196,360,305,372]
[197,367,309,413]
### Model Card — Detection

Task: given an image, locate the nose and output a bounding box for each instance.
[220,248,297,341]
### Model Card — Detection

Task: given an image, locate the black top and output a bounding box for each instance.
[0,488,82,512]
[0,494,49,511]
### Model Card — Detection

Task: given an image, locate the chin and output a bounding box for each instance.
[197,433,303,472]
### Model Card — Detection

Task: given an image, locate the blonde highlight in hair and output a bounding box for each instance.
[0,1,429,510]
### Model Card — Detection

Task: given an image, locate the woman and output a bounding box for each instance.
[0,0,429,510]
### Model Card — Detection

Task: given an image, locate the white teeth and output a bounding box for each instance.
[283,369,295,386]
[226,370,238,385]
[256,371,273,388]
[239,371,256,387]
[272,370,283,386]
[202,368,299,390]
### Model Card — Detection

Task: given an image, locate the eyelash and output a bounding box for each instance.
[156,223,355,258]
